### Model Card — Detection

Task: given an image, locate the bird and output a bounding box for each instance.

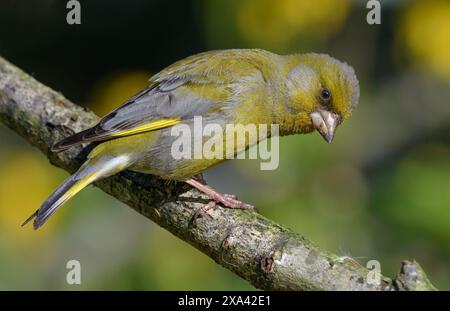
[22,49,360,229]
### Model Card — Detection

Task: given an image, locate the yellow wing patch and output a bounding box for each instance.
[109,117,181,138]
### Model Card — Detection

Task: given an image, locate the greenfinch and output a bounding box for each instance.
[23,49,359,229]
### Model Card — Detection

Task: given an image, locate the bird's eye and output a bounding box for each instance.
[321,88,331,101]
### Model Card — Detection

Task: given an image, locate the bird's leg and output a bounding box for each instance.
[185,178,255,211]
[191,174,237,200]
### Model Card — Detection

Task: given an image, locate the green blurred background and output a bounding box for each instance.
[0,0,449,290]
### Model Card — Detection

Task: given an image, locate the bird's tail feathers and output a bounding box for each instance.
[22,155,131,229]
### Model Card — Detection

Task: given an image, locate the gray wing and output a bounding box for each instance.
[52,50,268,152]
[51,78,230,152]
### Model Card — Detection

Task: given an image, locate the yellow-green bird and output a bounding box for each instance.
[23,49,359,229]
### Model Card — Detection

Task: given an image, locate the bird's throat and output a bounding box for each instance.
[276,112,314,136]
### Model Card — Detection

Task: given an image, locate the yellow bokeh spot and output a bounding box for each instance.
[0,150,63,244]
[86,71,150,117]
[237,0,350,50]
[399,0,450,81]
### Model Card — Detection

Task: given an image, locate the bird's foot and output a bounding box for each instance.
[207,191,253,210]
[186,178,255,225]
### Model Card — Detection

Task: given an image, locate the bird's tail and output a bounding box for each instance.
[22,154,131,229]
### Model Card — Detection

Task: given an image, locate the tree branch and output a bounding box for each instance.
[0,56,437,291]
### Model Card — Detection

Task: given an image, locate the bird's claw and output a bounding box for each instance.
[190,192,257,226]
[186,178,257,226]
[210,192,254,210]
[190,201,215,226]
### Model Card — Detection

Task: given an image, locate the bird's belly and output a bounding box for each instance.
[128,119,262,180]
[128,126,228,180]
[131,157,225,181]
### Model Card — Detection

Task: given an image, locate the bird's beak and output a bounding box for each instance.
[310,109,340,144]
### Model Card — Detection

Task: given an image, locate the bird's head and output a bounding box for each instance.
[285,53,360,143]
